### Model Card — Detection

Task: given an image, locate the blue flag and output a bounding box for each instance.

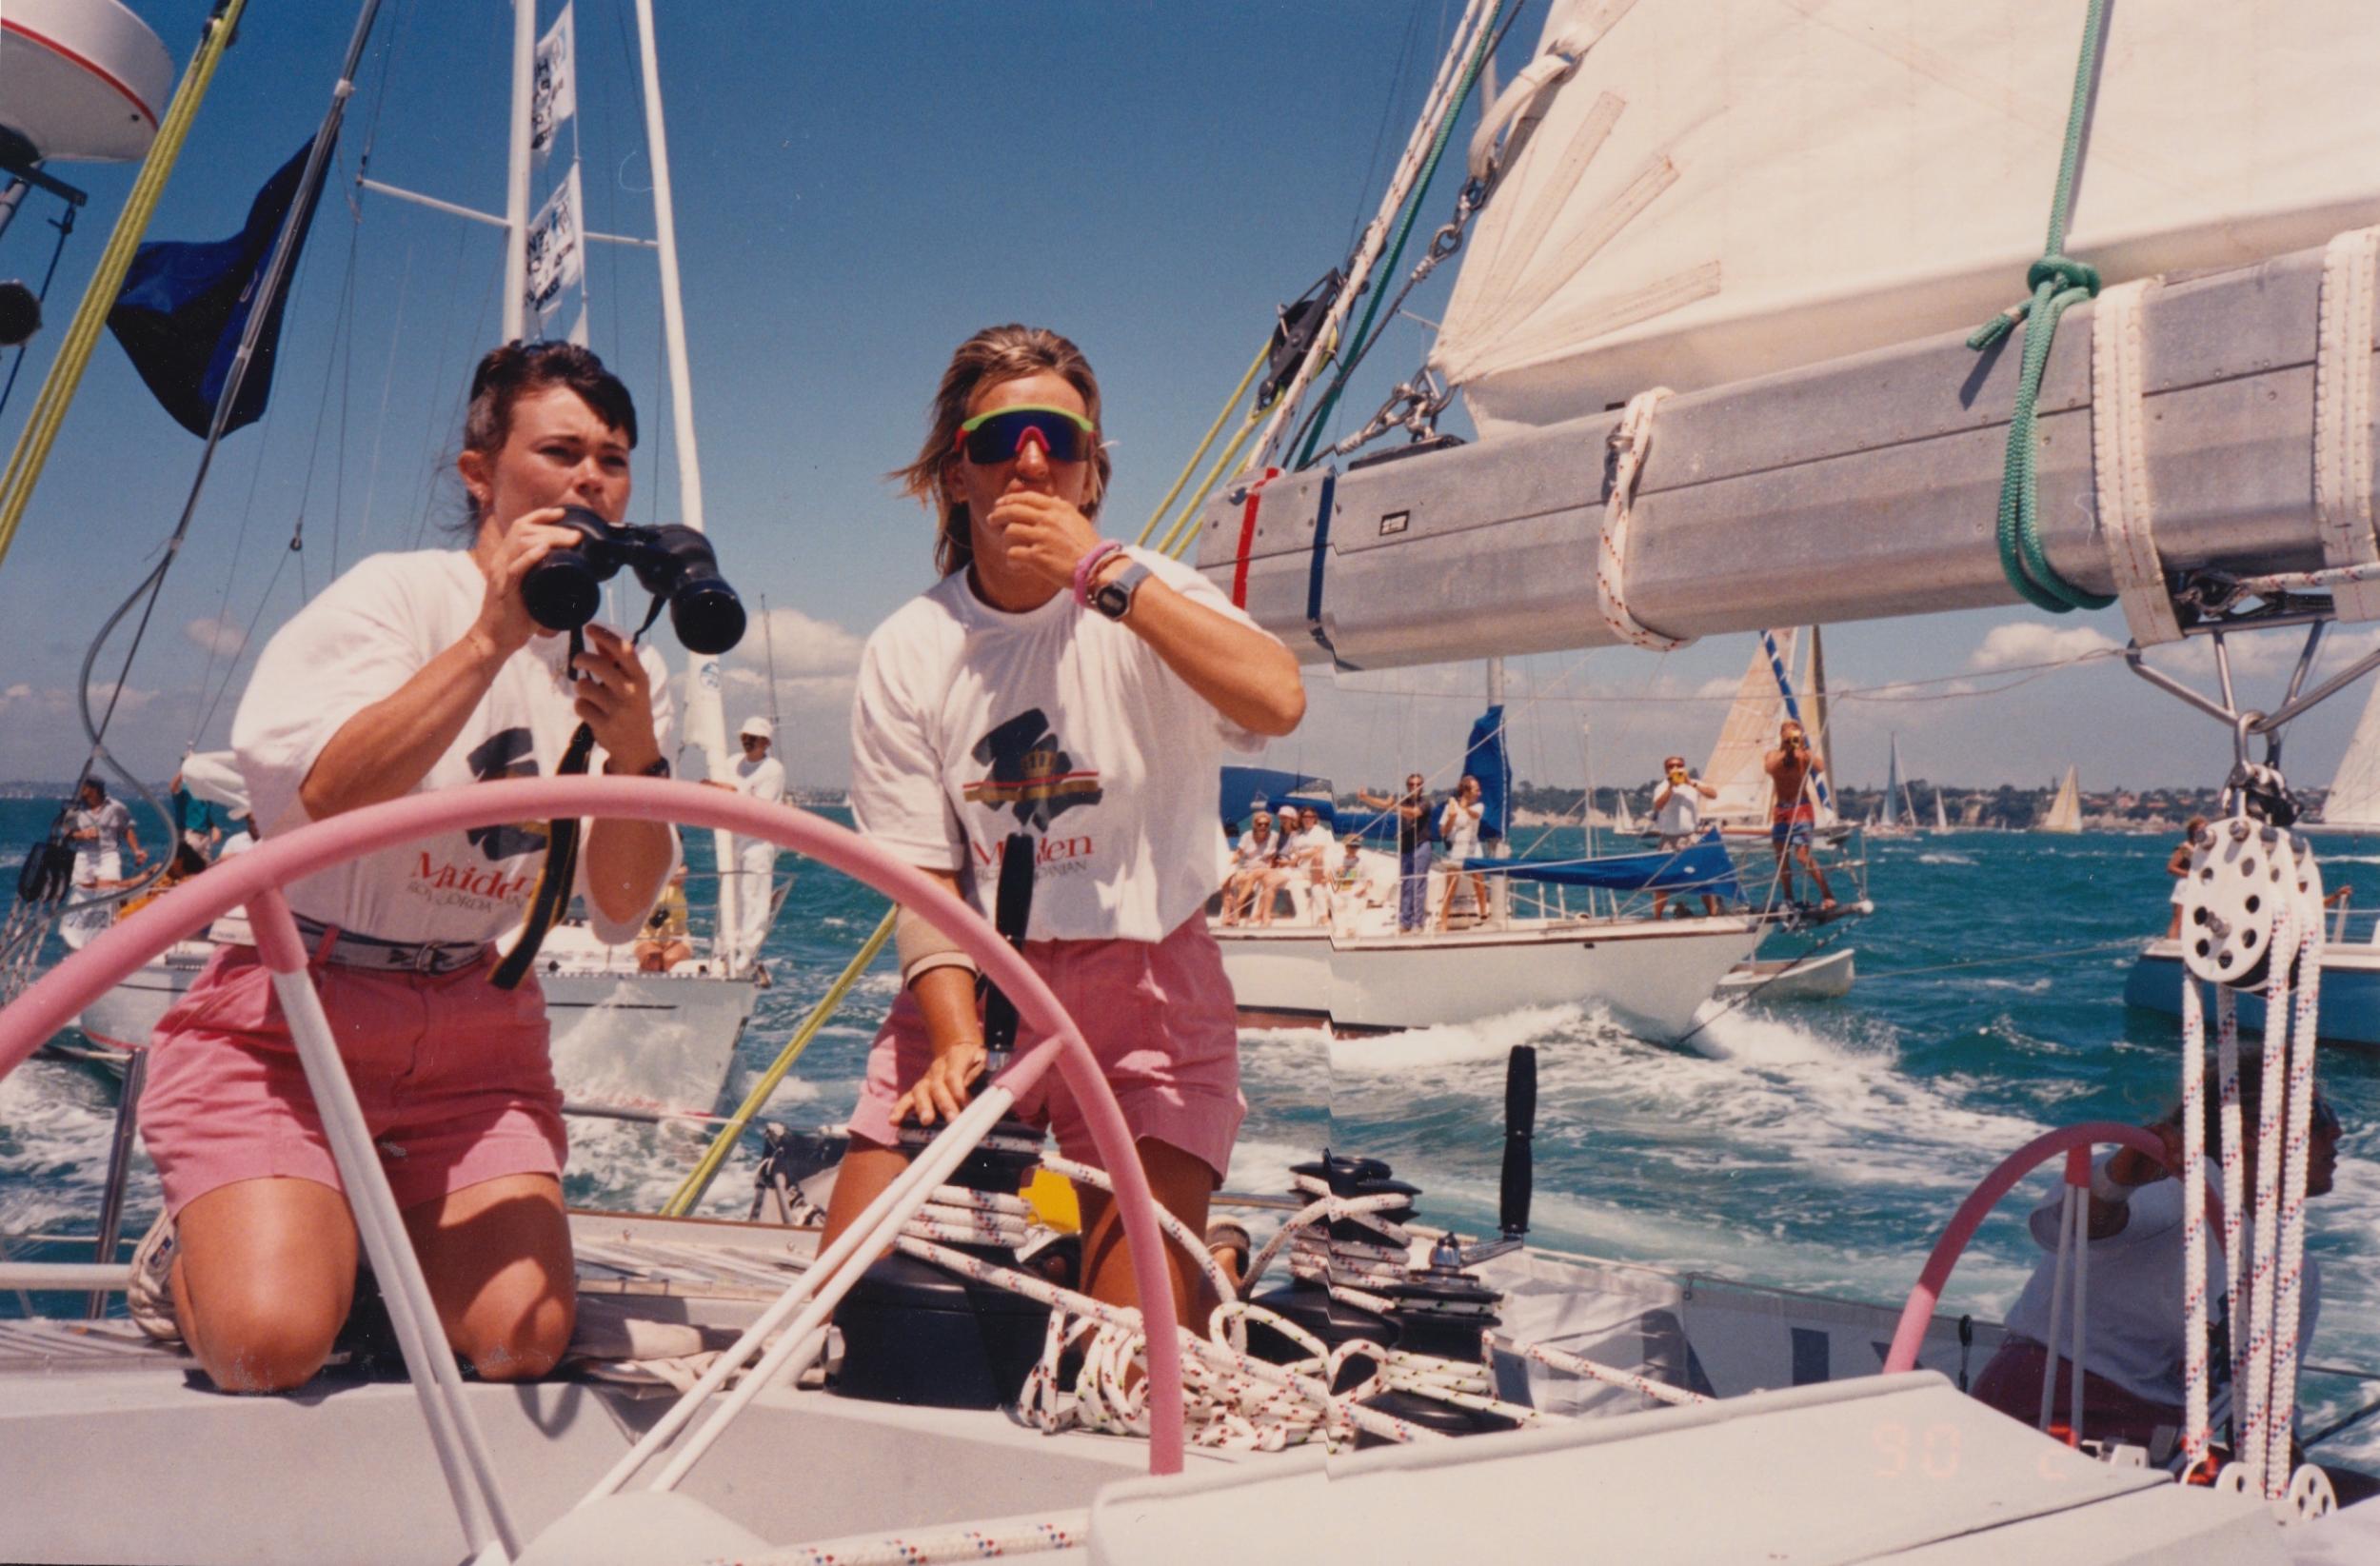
[108,144,322,438]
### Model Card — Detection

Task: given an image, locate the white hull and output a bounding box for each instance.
[1716,947,1856,1001]
[68,937,763,1118]
[1215,915,1761,1039]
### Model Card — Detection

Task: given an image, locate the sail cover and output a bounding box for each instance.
[1433,0,2380,439]
[1482,829,1744,902]
[1463,704,1512,843]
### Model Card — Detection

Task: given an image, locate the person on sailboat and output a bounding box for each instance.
[2166,816,2209,939]
[1437,775,1489,931]
[1971,1065,2345,1477]
[1218,809,1277,925]
[1358,773,1437,933]
[822,325,1304,1318]
[60,777,149,944]
[129,341,678,1395]
[704,715,785,961]
[1286,804,1336,922]
[1650,755,1721,920]
[1763,721,1835,910]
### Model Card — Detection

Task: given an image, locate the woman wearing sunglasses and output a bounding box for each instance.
[821,324,1304,1317]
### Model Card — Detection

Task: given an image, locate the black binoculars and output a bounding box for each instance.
[520,508,747,656]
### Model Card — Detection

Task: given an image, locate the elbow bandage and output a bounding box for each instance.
[895,902,979,989]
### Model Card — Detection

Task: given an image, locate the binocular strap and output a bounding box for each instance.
[489,719,597,992]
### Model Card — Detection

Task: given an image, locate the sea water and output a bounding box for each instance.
[4,799,2375,1468]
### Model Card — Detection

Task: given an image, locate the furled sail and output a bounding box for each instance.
[1434,0,2380,439]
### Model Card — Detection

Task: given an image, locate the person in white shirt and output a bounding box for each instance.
[1650,754,1720,919]
[1220,811,1278,926]
[1436,775,1489,932]
[820,325,1304,1317]
[1972,1063,2342,1464]
[133,342,676,1395]
[60,777,149,943]
[721,715,787,962]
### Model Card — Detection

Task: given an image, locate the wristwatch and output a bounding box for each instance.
[1090,561,1153,622]
[605,755,671,779]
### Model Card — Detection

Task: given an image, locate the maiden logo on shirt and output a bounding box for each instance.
[962,708,1102,831]
[461,727,549,861]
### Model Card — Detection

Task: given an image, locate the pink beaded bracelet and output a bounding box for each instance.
[1071,541,1125,607]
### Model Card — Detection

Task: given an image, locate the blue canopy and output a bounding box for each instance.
[1220,766,1333,828]
[1456,827,1744,902]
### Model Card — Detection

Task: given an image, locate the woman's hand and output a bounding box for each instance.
[892,1037,988,1128]
[573,624,664,771]
[982,490,1103,593]
[470,507,585,657]
[2106,1120,2188,1187]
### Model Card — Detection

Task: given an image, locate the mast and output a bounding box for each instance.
[630,0,741,967]
[501,0,534,343]
[761,593,783,732]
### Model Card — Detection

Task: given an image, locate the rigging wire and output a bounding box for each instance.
[0,202,80,426]
[1342,0,1434,259]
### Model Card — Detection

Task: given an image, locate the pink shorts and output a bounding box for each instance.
[139,944,568,1217]
[845,914,1244,1183]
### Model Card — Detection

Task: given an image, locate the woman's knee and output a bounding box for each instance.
[456,1286,575,1381]
[186,1280,347,1393]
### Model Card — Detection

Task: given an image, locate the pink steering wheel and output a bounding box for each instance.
[0,776,1187,1475]
[1882,1120,2225,1376]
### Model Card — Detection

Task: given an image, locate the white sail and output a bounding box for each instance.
[2323,677,2380,829]
[1435,0,2380,439]
[1879,737,1903,830]
[1700,627,1835,831]
[2040,765,2084,834]
[1934,789,1950,833]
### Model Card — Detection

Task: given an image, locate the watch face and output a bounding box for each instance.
[1094,582,1129,617]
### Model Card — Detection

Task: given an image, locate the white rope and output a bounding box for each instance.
[2091,277,2181,644]
[2267,858,2325,1488]
[2315,228,2380,621]
[2240,934,2294,1495]
[2181,965,2213,1473]
[1596,388,1691,651]
[1517,1340,1709,1409]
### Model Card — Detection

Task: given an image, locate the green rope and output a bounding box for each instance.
[1967,0,2116,615]
[1293,0,1508,469]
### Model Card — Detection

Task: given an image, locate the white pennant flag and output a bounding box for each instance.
[530,4,577,165]
[524,161,585,324]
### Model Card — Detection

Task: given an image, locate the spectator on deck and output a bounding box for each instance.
[168,769,226,862]
[1650,755,1721,919]
[1220,811,1278,926]
[635,866,694,972]
[1358,773,1437,933]
[1286,805,1335,920]
[2166,816,2210,939]
[1437,775,1490,931]
[1763,721,1835,911]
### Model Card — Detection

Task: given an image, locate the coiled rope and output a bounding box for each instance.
[1964,0,2117,615]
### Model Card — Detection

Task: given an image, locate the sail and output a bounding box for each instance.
[2324,678,2380,829]
[1934,790,1950,833]
[1434,0,2380,439]
[2040,765,2084,834]
[1700,629,1796,829]
[1463,704,1512,843]
[1879,737,1903,829]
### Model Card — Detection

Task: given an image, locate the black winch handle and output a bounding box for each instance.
[975,832,1038,1064]
[1498,1044,1537,1239]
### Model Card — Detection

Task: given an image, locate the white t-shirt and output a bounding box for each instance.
[849,547,1267,942]
[1289,823,1334,867]
[234,549,678,947]
[1233,829,1278,870]
[732,752,786,807]
[1440,799,1483,862]
[76,799,134,859]
[2003,1155,2322,1410]
[1654,781,1702,837]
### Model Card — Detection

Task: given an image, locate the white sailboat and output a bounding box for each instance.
[1934,788,1952,834]
[1872,735,1917,839]
[2318,676,2380,831]
[2039,765,2085,835]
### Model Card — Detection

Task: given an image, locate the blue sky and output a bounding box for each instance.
[3,0,2371,800]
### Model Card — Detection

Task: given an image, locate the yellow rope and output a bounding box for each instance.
[1157,411,1265,559]
[1136,343,1268,546]
[661,903,896,1218]
[0,1,249,573]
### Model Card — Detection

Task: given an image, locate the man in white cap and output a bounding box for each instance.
[716,716,786,963]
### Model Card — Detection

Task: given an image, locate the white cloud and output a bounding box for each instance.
[183,617,247,659]
[1967,622,2121,672]
[1,683,30,702]
[1694,675,1743,700]
[730,605,863,679]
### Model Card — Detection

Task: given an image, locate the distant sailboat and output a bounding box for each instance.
[1933,788,1951,833]
[2039,765,2084,834]
[1873,735,1916,838]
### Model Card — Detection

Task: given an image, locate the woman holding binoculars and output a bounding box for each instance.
[130,341,677,1394]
